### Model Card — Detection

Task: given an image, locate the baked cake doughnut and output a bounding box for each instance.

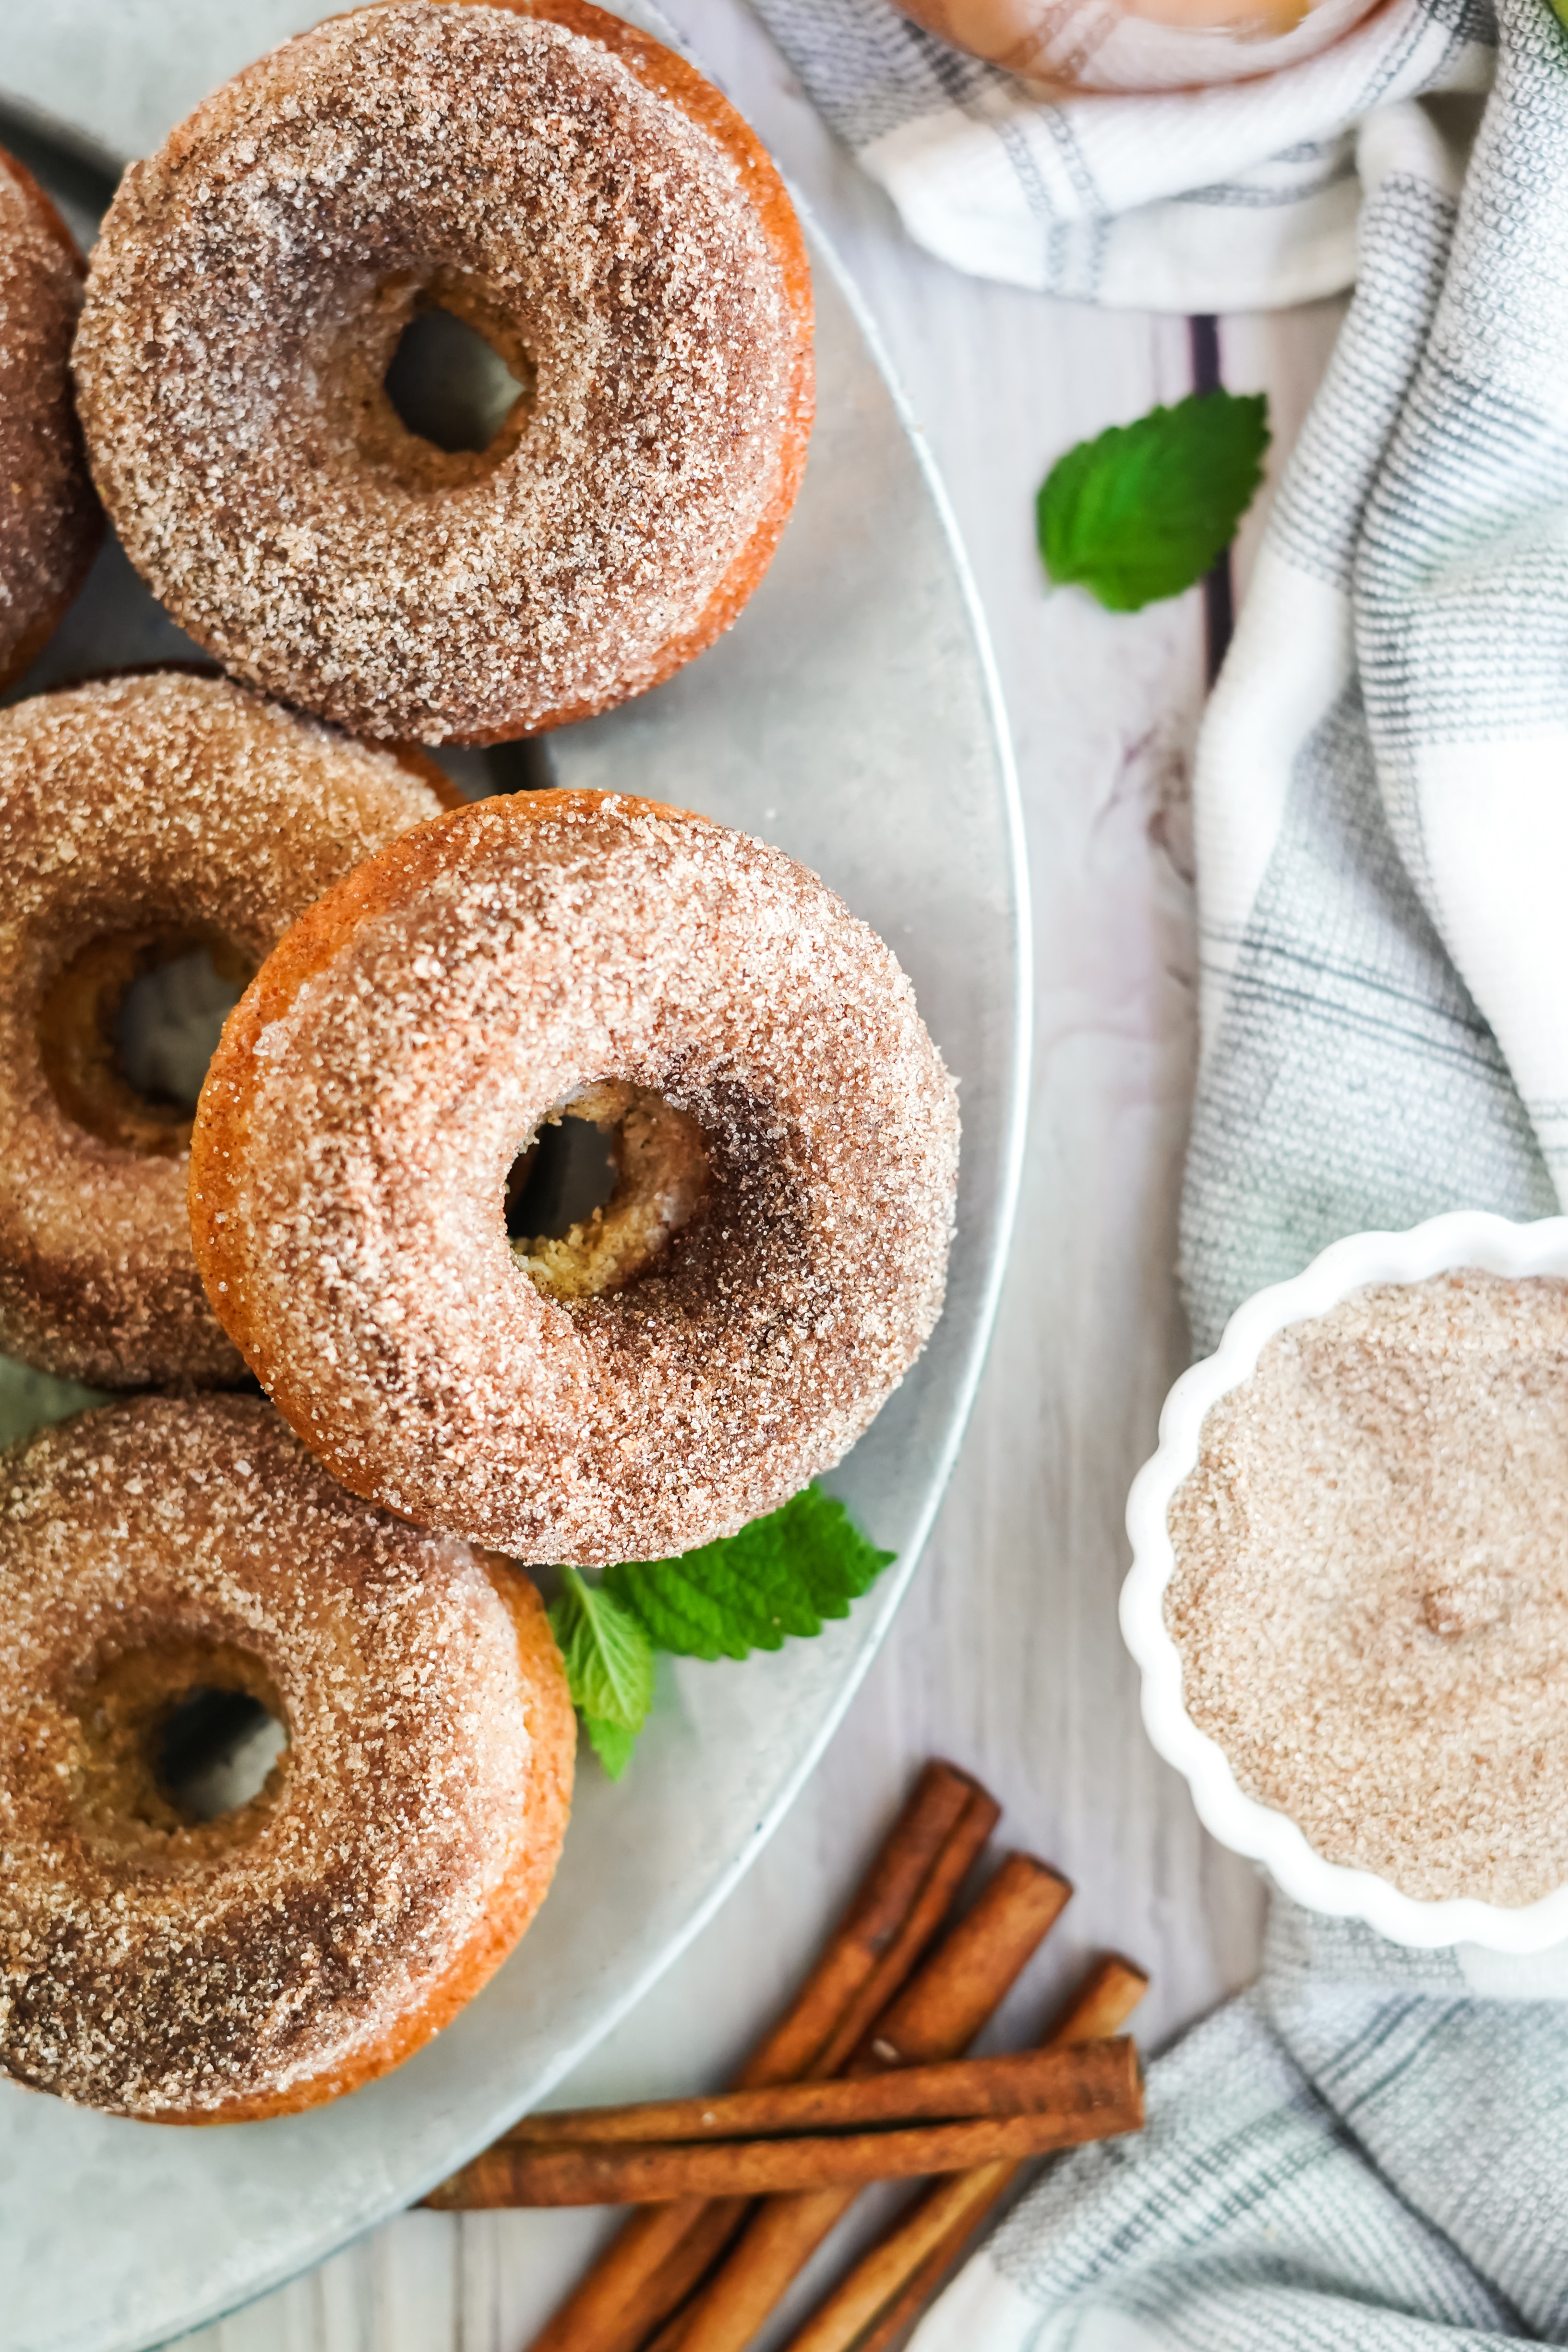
[73,0,814,744]
[190,791,959,1566]
[0,1394,574,2122]
[0,670,454,1388]
[0,143,101,691]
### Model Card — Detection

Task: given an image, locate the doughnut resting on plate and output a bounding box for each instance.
[72,0,814,744]
[0,671,452,1387]
[0,142,100,690]
[190,790,960,1565]
[0,1394,574,2122]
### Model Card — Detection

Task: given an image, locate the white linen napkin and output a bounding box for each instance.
[911,0,1568,2339]
[750,0,1495,307]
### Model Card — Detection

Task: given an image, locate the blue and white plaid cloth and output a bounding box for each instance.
[753,0,1495,307]
[910,0,1568,2339]
[918,1904,1568,2349]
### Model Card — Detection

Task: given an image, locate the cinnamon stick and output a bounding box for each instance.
[483,2044,1135,2151]
[515,1761,998,2352]
[523,2202,718,2352]
[785,1955,1150,2352]
[667,1853,1074,2352]
[425,2050,1138,2207]
[610,2200,754,2352]
[805,1789,998,2081]
[1043,1955,1150,2048]
[849,1853,1073,2070]
[844,2168,1013,2352]
[741,1769,1000,2091]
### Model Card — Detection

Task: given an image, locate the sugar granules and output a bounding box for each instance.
[1166,1269,1568,1906]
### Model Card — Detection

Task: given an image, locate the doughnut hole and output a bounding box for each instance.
[68,1640,289,1853]
[37,927,253,1158]
[348,271,535,493]
[509,1082,712,1301]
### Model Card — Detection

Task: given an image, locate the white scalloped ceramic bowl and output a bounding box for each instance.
[1122,1211,1568,1952]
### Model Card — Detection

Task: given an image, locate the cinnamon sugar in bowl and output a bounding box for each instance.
[1122,1213,1568,1950]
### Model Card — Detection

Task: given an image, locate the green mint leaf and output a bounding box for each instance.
[547,1568,655,1734]
[583,1714,639,1780]
[786,1486,893,1610]
[1037,389,1269,613]
[606,1487,895,1664]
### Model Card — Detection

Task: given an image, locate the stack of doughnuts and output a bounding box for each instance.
[0,0,959,2127]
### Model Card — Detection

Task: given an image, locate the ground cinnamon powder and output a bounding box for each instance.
[1166,1269,1568,1906]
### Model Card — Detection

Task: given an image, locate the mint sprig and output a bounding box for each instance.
[608,1487,894,1663]
[1037,389,1269,613]
[547,1567,655,1781]
[551,1488,895,1777]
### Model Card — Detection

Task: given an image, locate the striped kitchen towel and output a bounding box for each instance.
[751,0,1495,307]
[913,0,1568,2342]
[1181,2,1568,1350]
[916,1901,1568,2350]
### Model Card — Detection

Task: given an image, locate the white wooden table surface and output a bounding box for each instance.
[174,8,1346,2348]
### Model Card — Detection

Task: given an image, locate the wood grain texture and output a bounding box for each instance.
[182,4,1349,2347]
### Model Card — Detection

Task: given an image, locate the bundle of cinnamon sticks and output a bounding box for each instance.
[424,1761,1147,2352]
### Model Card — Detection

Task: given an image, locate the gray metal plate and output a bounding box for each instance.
[0,10,1028,2347]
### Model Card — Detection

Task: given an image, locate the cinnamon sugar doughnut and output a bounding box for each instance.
[73,0,814,745]
[0,143,101,692]
[0,670,453,1387]
[0,1394,574,2122]
[190,791,959,1566]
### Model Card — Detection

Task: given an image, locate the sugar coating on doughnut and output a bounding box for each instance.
[0,672,448,1387]
[0,148,100,690]
[74,2,812,743]
[0,1394,572,2121]
[191,792,961,1566]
